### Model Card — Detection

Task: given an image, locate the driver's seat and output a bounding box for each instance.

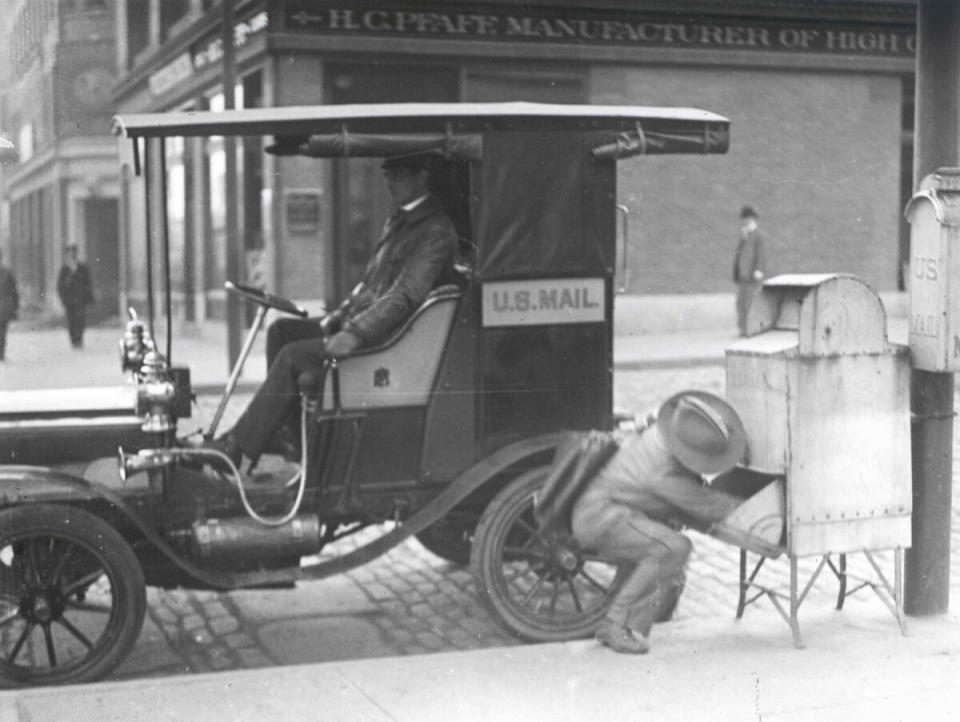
[317,284,462,412]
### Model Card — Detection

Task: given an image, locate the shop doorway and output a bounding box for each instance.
[83,198,120,323]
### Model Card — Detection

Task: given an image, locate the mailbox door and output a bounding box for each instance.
[725,333,795,473]
[908,196,951,371]
[787,353,911,556]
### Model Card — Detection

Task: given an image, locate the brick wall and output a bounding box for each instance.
[592,66,903,296]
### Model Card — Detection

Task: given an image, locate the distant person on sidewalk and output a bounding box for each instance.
[0,249,20,361]
[569,391,749,654]
[57,244,95,349]
[732,205,766,337]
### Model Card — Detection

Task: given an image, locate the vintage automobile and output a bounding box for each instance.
[0,102,729,685]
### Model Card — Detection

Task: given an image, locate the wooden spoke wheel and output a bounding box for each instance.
[0,505,146,687]
[471,467,625,642]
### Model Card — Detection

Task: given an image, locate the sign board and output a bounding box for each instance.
[906,169,960,372]
[482,278,605,327]
[148,11,269,96]
[284,4,915,57]
[284,190,322,235]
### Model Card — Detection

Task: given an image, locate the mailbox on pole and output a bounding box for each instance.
[905,168,960,372]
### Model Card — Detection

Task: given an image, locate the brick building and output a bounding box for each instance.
[0,0,119,320]
[96,1,924,322]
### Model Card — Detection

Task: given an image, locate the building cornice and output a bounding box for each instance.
[112,0,265,106]
[434,0,916,24]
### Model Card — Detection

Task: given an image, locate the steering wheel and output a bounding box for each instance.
[225,281,309,318]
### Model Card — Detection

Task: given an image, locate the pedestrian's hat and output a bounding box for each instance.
[381,150,443,172]
[657,390,747,475]
[740,205,758,219]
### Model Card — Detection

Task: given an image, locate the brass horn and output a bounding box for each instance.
[118,446,175,483]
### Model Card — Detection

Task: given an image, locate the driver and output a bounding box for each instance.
[206,150,460,469]
[570,391,748,654]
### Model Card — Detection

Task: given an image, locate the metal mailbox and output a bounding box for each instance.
[725,273,912,558]
[905,167,960,372]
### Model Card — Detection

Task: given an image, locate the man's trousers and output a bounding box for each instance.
[66,305,87,347]
[572,501,691,634]
[735,281,761,337]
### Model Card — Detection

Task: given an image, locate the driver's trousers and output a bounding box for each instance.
[266,317,325,368]
[232,336,330,459]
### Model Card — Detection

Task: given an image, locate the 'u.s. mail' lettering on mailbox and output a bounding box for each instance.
[482,278,605,327]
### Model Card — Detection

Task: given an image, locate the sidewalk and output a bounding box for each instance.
[6,604,958,721]
[0,322,269,393]
[3,317,900,392]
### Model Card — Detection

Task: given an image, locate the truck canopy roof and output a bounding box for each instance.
[112,102,729,159]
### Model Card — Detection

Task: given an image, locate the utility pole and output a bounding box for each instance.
[222,0,243,368]
[906,0,959,615]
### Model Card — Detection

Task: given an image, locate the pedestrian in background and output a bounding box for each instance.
[732,205,766,337]
[0,249,20,361]
[57,244,95,349]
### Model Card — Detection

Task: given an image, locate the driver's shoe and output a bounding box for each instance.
[202,433,244,469]
[596,619,649,654]
[264,425,301,462]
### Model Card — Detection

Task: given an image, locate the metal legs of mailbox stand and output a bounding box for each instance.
[736,548,907,648]
[736,552,812,648]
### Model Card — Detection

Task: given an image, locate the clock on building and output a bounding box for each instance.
[73,67,114,108]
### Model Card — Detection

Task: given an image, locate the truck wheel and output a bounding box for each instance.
[415,510,479,566]
[0,504,146,687]
[471,467,625,642]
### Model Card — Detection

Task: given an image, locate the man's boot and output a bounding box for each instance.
[595,618,649,654]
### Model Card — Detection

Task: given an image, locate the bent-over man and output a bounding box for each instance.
[571,391,748,654]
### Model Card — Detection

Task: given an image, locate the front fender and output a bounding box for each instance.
[461,431,570,491]
[0,465,101,506]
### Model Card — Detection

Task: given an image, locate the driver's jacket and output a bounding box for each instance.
[334,195,459,346]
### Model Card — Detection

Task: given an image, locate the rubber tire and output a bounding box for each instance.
[415,511,479,566]
[0,504,146,687]
[471,467,624,643]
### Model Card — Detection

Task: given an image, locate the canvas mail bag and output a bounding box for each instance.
[533,430,620,534]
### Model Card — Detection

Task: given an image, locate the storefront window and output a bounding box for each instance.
[241,70,267,312]
[160,0,190,41]
[204,87,244,316]
[125,0,148,69]
[206,94,227,301]
[165,136,187,309]
[464,70,586,103]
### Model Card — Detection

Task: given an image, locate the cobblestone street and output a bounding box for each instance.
[109,364,959,681]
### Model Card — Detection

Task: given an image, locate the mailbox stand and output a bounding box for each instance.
[735,547,904,648]
[726,274,912,647]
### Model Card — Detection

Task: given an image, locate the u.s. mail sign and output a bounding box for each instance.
[482,278,606,327]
